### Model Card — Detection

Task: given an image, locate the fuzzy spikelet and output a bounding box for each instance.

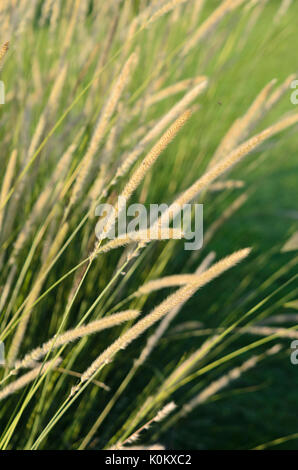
[210,74,297,167]
[99,110,191,242]
[27,115,46,160]
[71,248,251,395]
[211,79,277,164]
[135,274,207,296]
[146,0,188,25]
[274,0,293,23]
[179,344,282,417]
[266,74,296,110]
[0,149,17,232]
[181,0,245,57]
[121,110,191,201]
[111,402,176,449]
[69,52,138,209]
[246,326,298,340]
[157,114,298,227]
[145,76,207,108]
[114,80,208,182]
[0,358,61,402]
[14,310,140,371]
[133,254,215,370]
[97,228,184,255]
[0,41,9,67]
[208,180,245,191]
[154,401,177,422]
[281,231,298,252]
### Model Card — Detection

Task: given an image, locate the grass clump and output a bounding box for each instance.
[0,0,298,450]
